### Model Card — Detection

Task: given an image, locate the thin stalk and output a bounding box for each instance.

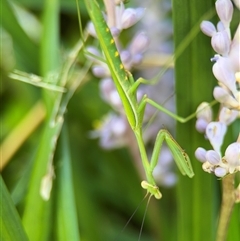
[216,174,236,241]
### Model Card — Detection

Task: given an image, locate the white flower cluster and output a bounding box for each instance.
[195,0,240,177]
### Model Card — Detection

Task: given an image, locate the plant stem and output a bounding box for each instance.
[216,173,236,241]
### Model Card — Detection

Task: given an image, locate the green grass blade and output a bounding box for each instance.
[20,0,88,237]
[22,122,61,241]
[1,0,39,72]
[55,124,80,241]
[172,0,217,241]
[0,176,29,241]
[11,158,33,206]
[40,0,60,76]
[22,0,60,240]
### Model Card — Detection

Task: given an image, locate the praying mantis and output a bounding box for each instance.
[80,0,196,199]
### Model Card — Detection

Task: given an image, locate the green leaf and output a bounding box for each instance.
[22,123,59,241]
[172,0,217,241]
[40,0,60,76]
[0,176,29,241]
[21,1,61,238]
[1,0,39,72]
[55,124,81,241]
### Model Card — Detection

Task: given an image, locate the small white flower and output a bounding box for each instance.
[197,0,239,178]
[213,86,240,109]
[90,114,128,149]
[225,142,240,173]
[212,56,236,94]
[206,122,227,154]
[229,24,240,72]
[219,107,239,125]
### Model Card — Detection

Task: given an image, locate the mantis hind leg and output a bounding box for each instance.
[150,129,194,178]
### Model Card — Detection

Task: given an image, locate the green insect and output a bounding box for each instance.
[80,0,195,199]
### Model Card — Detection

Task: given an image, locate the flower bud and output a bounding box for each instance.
[87,22,97,38]
[129,32,150,55]
[132,53,143,65]
[100,78,115,102]
[92,65,110,78]
[215,0,233,28]
[214,167,227,177]
[109,90,122,107]
[200,21,216,37]
[86,46,102,62]
[196,102,212,122]
[110,27,120,37]
[211,30,230,56]
[216,21,225,32]
[161,173,177,187]
[120,50,131,63]
[196,118,209,133]
[206,150,221,165]
[121,8,145,29]
[112,117,127,135]
[195,147,207,162]
[100,78,122,109]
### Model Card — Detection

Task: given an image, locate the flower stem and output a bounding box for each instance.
[216,173,236,241]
